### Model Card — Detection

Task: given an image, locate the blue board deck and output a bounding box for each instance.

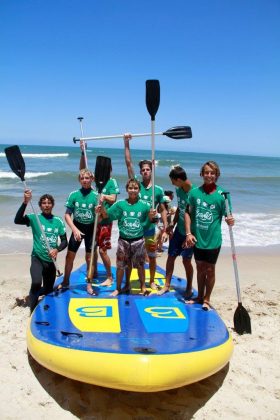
[27,263,233,391]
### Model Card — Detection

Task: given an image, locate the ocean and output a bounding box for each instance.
[0,143,280,255]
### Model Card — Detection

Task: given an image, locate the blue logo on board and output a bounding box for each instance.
[76,306,113,317]
[135,298,189,333]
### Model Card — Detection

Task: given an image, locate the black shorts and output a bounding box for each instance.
[194,246,221,265]
[68,220,94,253]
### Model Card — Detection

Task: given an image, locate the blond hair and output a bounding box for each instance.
[78,168,94,180]
[200,161,221,179]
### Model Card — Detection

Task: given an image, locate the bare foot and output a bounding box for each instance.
[140,288,149,296]
[202,300,211,311]
[150,282,160,291]
[110,289,120,297]
[157,286,170,296]
[121,285,131,294]
[185,297,203,304]
[86,283,97,296]
[184,289,193,300]
[99,278,113,287]
[55,282,69,291]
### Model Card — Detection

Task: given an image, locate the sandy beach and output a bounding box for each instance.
[0,246,279,420]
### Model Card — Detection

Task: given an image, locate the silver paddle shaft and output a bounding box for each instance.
[73,131,165,143]
[224,197,242,303]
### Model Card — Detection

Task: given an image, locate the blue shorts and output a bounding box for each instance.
[168,228,194,259]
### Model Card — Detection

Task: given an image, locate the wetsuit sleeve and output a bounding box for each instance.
[65,207,73,215]
[57,234,68,252]
[14,203,30,226]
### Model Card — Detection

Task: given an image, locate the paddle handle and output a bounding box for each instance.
[223,193,242,304]
[78,117,88,168]
[73,131,164,143]
[23,181,62,277]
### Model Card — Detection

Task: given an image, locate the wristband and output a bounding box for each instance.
[81,151,85,156]
[186,233,192,236]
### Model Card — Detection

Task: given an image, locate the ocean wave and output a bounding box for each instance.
[0,152,68,158]
[0,228,32,240]
[156,159,177,167]
[222,212,280,247]
[0,171,53,179]
[1,213,279,251]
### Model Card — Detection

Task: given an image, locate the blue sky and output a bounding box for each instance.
[0,0,279,156]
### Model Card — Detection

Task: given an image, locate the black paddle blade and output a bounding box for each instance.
[94,156,111,193]
[146,80,160,121]
[4,145,26,181]
[163,126,192,139]
[234,303,252,335]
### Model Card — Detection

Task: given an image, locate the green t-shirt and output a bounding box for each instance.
[27,213,66,262]
[188,185,229,249]
[65,189,98,224]
[176,185,195,235]
[138,180,165,233]
[100,177,120,225]
[106,199,151,239]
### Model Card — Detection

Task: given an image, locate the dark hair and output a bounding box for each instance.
[169,165,187,181]
[164,190,174,198]
[38,194,55,207]
[200,161,221,179]
[139,159,152,170]
[126,178,141,191]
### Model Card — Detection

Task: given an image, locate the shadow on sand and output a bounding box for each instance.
[28,352,229,419]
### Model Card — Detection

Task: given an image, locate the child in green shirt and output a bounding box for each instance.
[97,178,155,297]
[185,161,234,310]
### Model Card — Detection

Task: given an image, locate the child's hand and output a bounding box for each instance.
[95,204,102,214]
[23,190,32,204]
[184,234,197,248]
[123,133,132,142]
[149,209,157,222]
[49,248,58,259]
[225,215,235,226]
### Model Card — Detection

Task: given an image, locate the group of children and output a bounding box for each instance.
[15,134,234,313]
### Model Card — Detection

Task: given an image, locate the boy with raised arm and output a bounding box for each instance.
[123,134,168,290]
[96,178,156,297]
[14,190,67,312]
[185,161,234,310]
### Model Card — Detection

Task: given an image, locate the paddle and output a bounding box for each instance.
[73,125,192,143]
[4,145,62,276]
[146,79,160,209]
[222,192,252,335]
[87,156,112,282]
[77,117,88,168]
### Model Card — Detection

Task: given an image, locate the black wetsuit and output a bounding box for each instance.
[15,203,67,312]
